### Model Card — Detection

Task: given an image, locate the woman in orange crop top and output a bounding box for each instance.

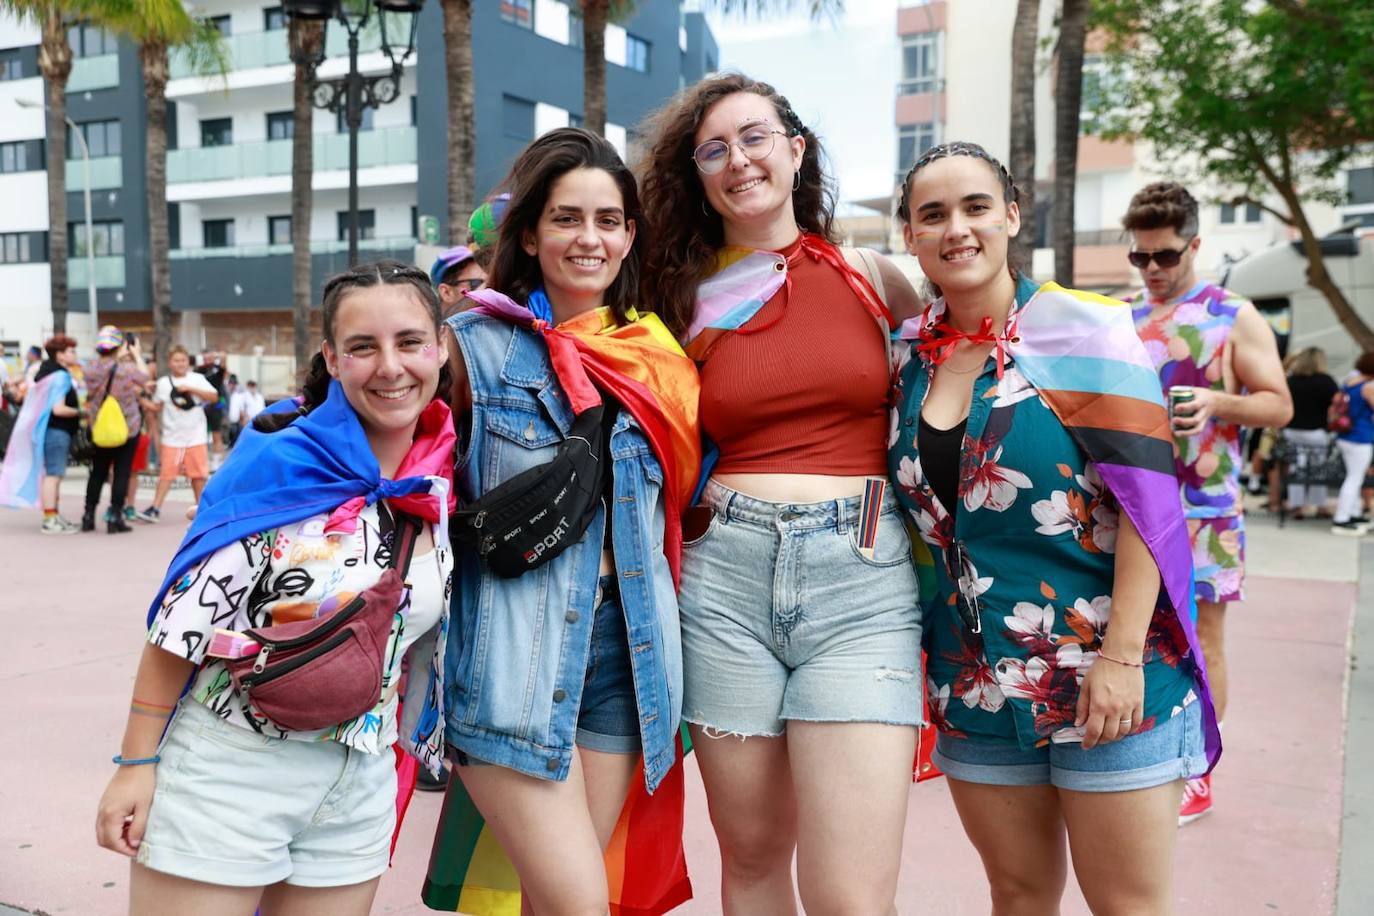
[638,72,925,914]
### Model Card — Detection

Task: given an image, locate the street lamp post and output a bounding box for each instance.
[16,98,97,337]
[284,0,424,268]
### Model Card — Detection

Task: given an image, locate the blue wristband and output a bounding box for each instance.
[112,754,161,766]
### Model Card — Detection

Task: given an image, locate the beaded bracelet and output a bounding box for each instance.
[112,754,161,766]
[1097,650,1144,669]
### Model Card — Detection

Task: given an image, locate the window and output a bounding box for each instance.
[168,203,180,251]
[0,48,25,80]
[203,219,235,248]
[0,139,42,173]
[502,94,534,140]
[269,215,292,245]
[207,15,232,36]
[569,10,584,48]
[335,106,374,133]
[569,112,584,128]
[625,35,650,73]
[68,24,117,57]
[1349,167,1374,207]
[410,95,417,127]
[264,6,287,30]
[897,123,937,173]
[266,111,294,140]
[0,231,47,263]
[69,220,124,257]
[70,119,120,158]
[410,206,417,239]
[500,0,532,28]
[200,118,233,147]
[336,210,376,241]
[1219,202,1262,224]
[900,32,940,94]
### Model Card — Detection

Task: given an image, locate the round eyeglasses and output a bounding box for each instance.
[692,125,789,175]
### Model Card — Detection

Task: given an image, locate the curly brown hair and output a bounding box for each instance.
[636,72,837,338]
[1122,181,1199,237]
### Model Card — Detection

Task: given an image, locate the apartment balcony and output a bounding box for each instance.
[168,237,417,312]
[68,54,120,93]
[166,127,417,186]
[68,255,125,289]
[169,22,384,81]
[65,156,122,192]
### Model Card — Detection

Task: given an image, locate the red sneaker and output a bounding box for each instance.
[1179,774,1212,825]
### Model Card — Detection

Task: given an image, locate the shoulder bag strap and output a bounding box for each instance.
[378,502,423,579]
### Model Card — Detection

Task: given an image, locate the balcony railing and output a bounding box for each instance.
[897,77,939,95]
[167,127,416,184]
[68,54,120,92]
[68,255,125,289]
[169,21,383,79]
[169,236,416,260]
[65,156,122,191]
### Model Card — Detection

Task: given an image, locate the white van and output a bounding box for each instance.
[1222,224,1374,373]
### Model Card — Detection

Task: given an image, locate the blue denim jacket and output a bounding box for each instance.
[442,312,683,792]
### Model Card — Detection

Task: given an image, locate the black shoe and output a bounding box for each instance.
[415,766,450,792]
[80,509,96,532]
[108,517,133,534]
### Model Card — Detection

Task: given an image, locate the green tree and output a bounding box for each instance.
[1093,0,1374,347]
[2,0,131,334]
[112,8,225,364]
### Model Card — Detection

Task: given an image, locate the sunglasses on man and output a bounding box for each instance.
[1127,240,1194,270]
[444,277,484,291]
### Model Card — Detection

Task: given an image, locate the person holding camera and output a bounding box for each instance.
[136,345,217,522]
[82,326,151,533]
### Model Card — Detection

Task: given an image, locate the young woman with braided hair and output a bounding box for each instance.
[95,261,457,915]
[889,142,1217,912]
[637,73,925,914]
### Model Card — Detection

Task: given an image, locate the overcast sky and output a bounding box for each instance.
[703,0,899,206]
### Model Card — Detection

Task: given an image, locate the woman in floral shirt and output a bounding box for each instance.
[890,143,1213,913]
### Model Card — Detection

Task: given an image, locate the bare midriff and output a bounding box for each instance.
[712,472,873,504]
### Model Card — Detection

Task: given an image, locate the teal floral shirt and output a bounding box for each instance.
[889,344,1197,747]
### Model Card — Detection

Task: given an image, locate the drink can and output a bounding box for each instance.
[1168,385,1195,419]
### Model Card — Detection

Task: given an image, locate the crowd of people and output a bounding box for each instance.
[0,70,1322,914]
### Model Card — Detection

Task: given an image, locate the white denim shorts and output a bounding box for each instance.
[137,699,397,888]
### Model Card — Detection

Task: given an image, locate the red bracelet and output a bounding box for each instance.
[1097,650,1144,669]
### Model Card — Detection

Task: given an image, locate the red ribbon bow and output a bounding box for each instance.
[916,314,1011,379]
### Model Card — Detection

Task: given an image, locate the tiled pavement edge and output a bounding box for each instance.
[1337,543,1374,915]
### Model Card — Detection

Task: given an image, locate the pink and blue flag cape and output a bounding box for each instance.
[903,276,1222,770]
[0,370,72,509]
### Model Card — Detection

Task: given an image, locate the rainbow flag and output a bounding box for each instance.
[422,732,693,915]
[0,370,71,508]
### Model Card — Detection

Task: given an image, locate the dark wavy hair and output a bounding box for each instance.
[483,127,644,326]
[1122,181,1199,238]
[636,72,838,338]
[254,259,450,433]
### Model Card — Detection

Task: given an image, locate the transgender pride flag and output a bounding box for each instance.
[0,371,71,508]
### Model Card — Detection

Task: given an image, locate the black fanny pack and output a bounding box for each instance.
[452,404,608,578]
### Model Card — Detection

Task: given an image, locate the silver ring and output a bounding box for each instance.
[1119,718,1132,727]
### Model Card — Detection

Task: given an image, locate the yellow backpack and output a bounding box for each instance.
[91,364,129,448]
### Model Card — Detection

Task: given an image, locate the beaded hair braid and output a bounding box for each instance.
[897,141,1019,223]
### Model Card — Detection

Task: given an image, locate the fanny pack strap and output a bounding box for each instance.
[378,502,422,580]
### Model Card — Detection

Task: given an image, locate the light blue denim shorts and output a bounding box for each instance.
[575,574,642,755]
[137,699,397,887]
[678,480,924,737]
[933,700,1209,792]
[43,427,71,476]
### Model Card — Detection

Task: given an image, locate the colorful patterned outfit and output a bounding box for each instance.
[890,280,1219,762]
[1132,281,1247,603]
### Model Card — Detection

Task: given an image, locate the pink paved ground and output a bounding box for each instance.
[0,503,1350,914]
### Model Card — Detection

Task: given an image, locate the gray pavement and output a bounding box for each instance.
[1338,542,1374,915]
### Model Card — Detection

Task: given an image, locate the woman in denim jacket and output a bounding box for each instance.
[440,128,699,914]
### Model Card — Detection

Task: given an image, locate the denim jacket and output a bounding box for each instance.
[443,311,683,792]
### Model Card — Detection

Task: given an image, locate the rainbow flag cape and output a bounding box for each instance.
[423,730,693,915]
[902,278,1221,770]
[0,370,72,508]
[463,289,702,584]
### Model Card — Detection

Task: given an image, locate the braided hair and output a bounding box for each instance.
[896,141,1020,224]
[253,260,451,433]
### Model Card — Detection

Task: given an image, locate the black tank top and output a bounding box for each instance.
[918,414,967,516]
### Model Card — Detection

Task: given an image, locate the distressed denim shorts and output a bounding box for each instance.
[575,574,642,755]
[678,480,924,737]
[932,699,1208,792]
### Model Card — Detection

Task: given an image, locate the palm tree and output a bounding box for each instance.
[579,0,614,136]
[101,4,224,362]
[290,17,324,372]
[440,0,475,241]
[2,0,129,333]
[1007,0,1039,276]
[1052,0,1089,286]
